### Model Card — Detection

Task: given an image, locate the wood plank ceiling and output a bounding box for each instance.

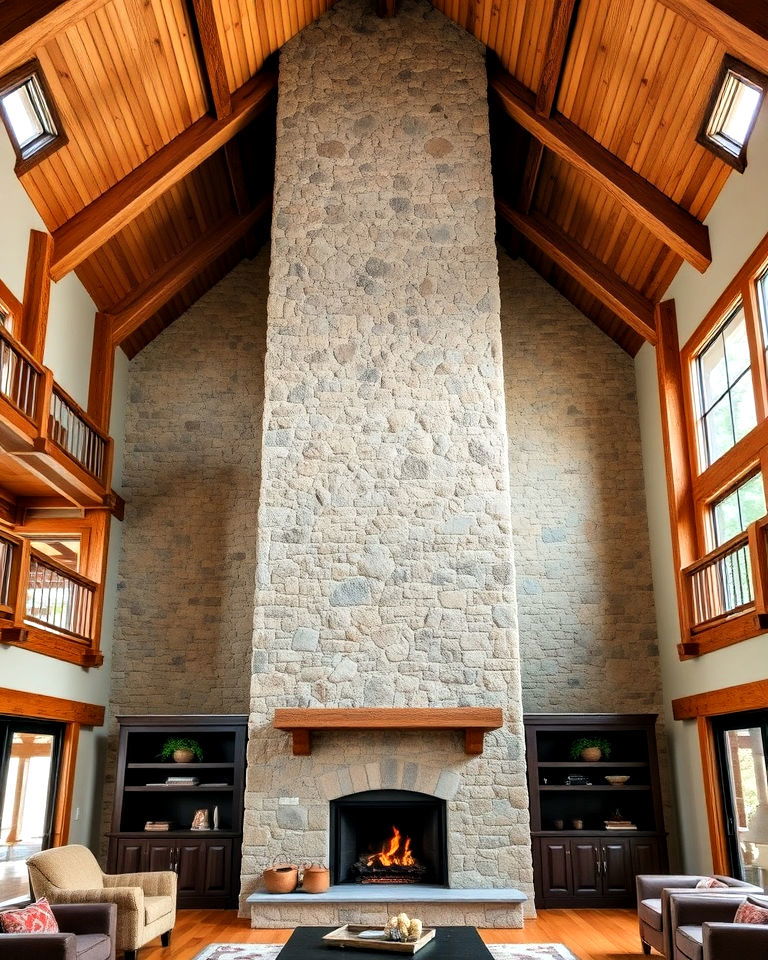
[0,0,765,357]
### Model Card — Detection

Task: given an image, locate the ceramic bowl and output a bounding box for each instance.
[604,775,630,785]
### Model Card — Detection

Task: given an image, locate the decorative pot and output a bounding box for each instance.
[301,862,330,894]
[173,748,195,763]
[263,862,299,894]
[580,747,602,762]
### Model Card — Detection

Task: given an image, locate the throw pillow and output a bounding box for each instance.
[696,877,729,888]
[734,898,768,925]
[0,898,59,934]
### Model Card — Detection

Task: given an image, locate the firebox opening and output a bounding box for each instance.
[329,789,448,886]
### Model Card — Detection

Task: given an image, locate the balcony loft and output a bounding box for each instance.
[0,324,117,513]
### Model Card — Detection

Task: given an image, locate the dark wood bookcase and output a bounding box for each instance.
[525,713,668,909]
[106,715,247,909]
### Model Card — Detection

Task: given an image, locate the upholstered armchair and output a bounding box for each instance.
[27,845,176,960]
[636,874,761,956]
[669,892,768,960]
[0,902,116,960]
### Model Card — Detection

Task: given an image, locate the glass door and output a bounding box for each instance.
[0,717,63,906]
[713,709,768,888]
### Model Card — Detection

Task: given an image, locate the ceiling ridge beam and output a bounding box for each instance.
[497,199,657,344]
[0,0,109,74]
[107,197,271,347]
[491,69,712,274]
[656,0,768,72]
[49,68,276,282]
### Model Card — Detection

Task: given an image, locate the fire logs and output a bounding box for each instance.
[352,825,428,884]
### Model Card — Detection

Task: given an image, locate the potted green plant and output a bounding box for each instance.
[569,737,611,762]
[159,737,204,763]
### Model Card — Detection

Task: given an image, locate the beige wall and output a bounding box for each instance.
[0,132,128,849]
[635,101,768,872]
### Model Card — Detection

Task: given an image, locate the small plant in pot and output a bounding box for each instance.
[159,737,204,764]
[570,737,611,762]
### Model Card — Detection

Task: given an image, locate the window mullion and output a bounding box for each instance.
[744,277,768,422]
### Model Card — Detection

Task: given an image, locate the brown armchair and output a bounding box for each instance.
[27,845,175,960]
[669,892,768,960]
[636,874,761,956]
[0,902,116,960]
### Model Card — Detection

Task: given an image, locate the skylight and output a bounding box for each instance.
[699,57,767,171]
[0,62,64,169]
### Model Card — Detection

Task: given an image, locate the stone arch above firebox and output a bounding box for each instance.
[317,761,461,802]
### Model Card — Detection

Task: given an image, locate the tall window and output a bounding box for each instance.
[694,303,756,468]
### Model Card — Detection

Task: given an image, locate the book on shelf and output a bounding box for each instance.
[165,777,199,785]
[144,821,173,831]
[604,821,637,830]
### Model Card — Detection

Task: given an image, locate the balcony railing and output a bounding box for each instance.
[683,531,754,630]
[0,325,43,422]
[49,385,108,482]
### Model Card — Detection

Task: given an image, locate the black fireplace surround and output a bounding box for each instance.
[329,789,448,885]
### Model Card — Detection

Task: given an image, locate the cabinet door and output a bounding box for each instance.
[203,840,233,896]
[601,839,632,896]
[538,840,571,897]
[176,843,204,895]
[571,840,601,896]
[115,841,145,874]
[631,837,661,878]
[146,840,175,872]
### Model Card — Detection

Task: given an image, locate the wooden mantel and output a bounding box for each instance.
[272,707,504,756]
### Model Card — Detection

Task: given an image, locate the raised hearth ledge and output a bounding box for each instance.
[272,707,504,756]
[246,884,527,929]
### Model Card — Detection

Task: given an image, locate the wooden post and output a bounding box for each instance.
[19,230,53,362]
[87,312,115,432]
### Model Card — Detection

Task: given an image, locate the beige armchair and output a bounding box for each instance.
[27,845,175,960]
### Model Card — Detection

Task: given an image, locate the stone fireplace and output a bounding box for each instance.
[241,0,534,928]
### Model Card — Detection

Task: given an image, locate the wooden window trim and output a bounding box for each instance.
[696,56,768,173]
[0,59,67,175]
[0,687,105,849]
[672,680,768,874]
[0,277,22,334]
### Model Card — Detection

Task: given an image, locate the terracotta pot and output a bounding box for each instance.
[173,748,195,763]
[263,863,298,894]
[301,863,330,894]
[580,747,602,762]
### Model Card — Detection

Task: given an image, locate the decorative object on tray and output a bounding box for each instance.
[604,775,630,785]
[322,920,434,954]
[262,860,298,893]
[384,913,423,942]
[159,736,204,763]
[569,736,611,762]
[563,774,592,786]
[300,861,330,893]
[144,820,172,831]
[191,808,211,830]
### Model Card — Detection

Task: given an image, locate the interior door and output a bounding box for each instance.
[713,709,768,889]
[0,717,63,906]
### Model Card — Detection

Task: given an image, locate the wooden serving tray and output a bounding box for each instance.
[322,924,437,954]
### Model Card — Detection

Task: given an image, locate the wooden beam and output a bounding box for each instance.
[656,0,768,72]
[498,200,657,343]
[376,0,397,16]
[19,230,53,361]
[49,69,276,281]
[672,678,768,720]
[536,0,579,117]
[0,0,109,74]
[518,140,544,214]
[189,0,231,119]
[491,71,712,273]
[0,687,105,725]
[224,140,249,216]
[87,312,115,431]
[108,198,270,346]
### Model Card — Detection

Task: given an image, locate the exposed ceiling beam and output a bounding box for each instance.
[491,70,712,274]
[497,199,657,344]
[0,0,109,74]
[108,198,271,347]
[656,0,768,72]
[536,0,579,117]
[376,0,397,17]
[49,69,276,282]
[19,230,53,361]
[189,0,231,119]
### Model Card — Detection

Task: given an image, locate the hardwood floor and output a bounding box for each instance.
[141,908,643,960]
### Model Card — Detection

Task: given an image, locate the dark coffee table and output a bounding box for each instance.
[277,926,493,958]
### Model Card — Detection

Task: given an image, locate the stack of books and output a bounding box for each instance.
[166,776,199,786]
[604,818,637,830]
[144,821,172,831]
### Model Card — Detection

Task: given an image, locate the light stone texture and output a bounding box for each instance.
[244,0,534,922]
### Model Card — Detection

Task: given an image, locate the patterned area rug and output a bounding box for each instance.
[192,943,578,960]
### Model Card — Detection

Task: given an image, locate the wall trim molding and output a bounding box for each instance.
[672,678,768,720]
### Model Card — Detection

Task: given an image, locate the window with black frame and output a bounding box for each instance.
[713,710,768,889]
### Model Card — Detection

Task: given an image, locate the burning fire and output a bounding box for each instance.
[365,826,417,869]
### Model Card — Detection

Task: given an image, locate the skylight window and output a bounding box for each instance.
[699,57,767,171]
[0,61,65,171]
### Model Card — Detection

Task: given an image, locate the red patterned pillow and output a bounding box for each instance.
[0,898,59,933]
[696,876,729,888]
[734,898,768,925]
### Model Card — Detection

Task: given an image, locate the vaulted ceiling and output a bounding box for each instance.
[1,0,766,357]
